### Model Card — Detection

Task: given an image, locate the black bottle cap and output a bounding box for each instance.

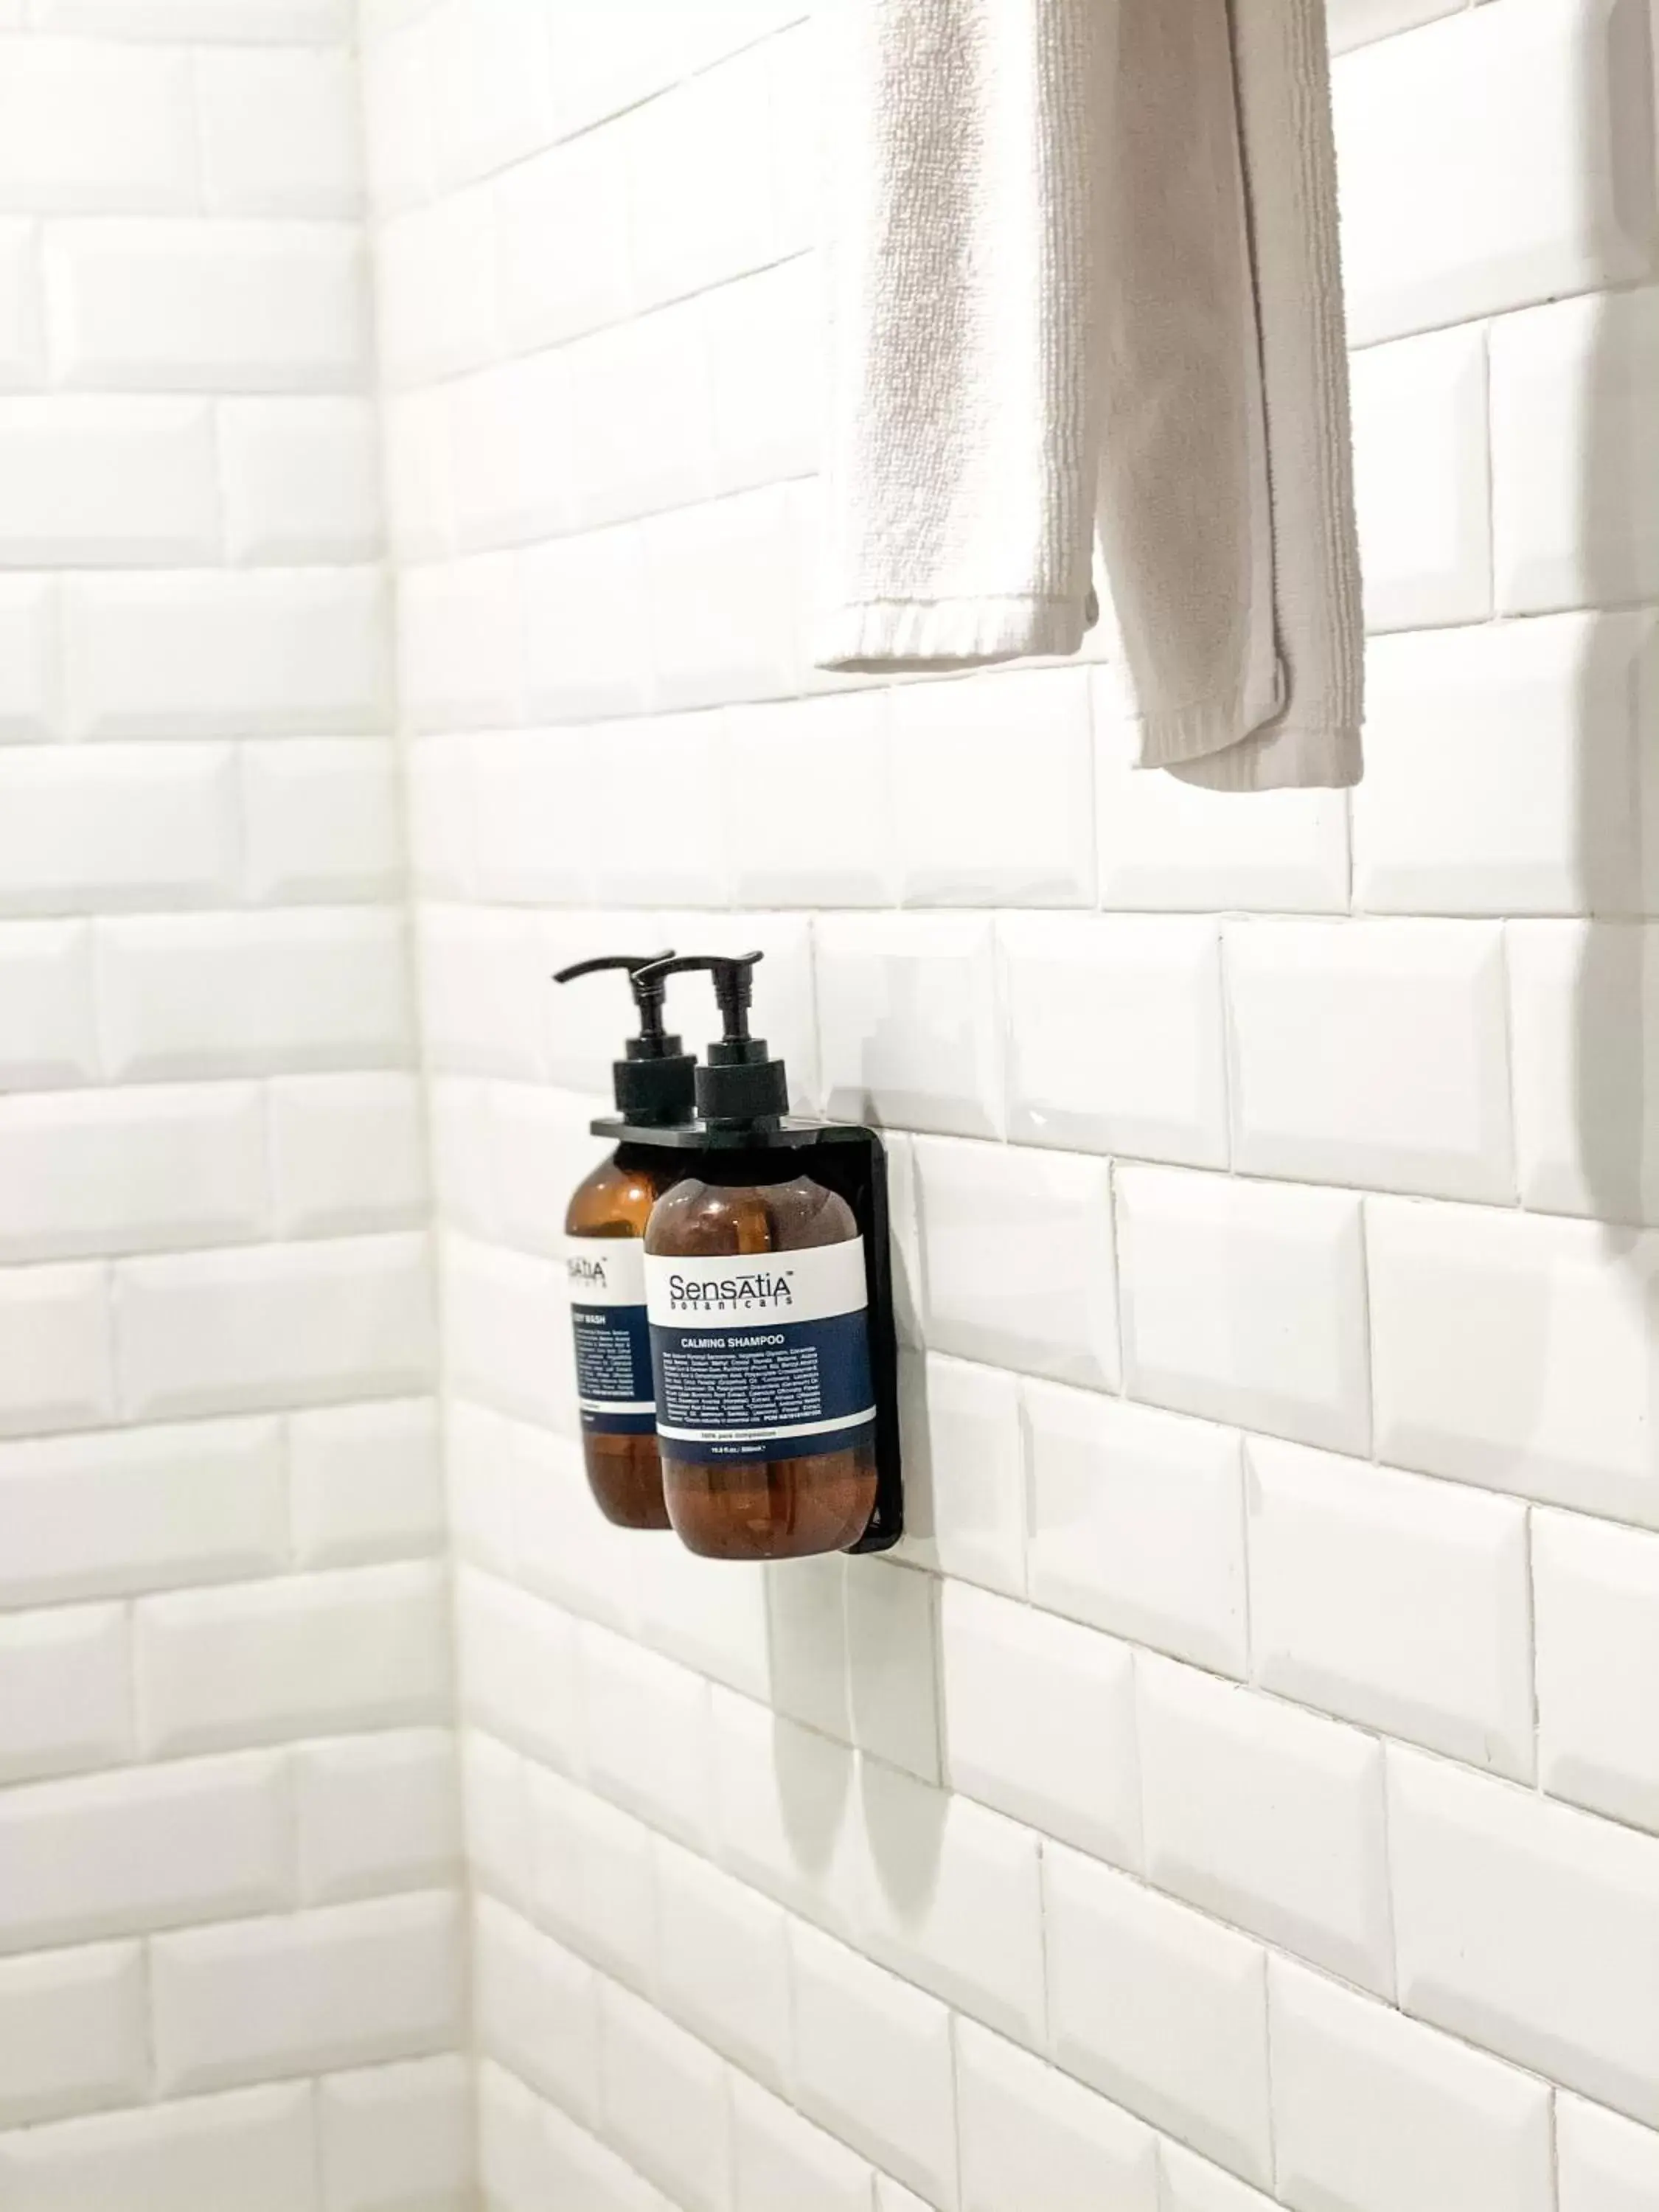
[633,952,787,1129]
[552,952,697,1126]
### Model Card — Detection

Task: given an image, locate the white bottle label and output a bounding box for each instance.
[564,1237,645,1307]
[644,1239,875,1464]
[564,1237,653,1435]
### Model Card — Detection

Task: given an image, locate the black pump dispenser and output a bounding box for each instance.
[554,953,696,1127]
[636,952,787,1129]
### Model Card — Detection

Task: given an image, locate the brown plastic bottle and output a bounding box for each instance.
[554,955,696,1531]
[637,954,877,1562]
[563,1144,677,1528]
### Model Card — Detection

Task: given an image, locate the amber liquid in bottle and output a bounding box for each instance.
[644,1166,877,1559]
[566,1145,673,1530]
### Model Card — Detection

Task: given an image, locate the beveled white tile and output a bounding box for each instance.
[940,1580,1140,1865]
[1001,913,1227,1166]
[731,2073,873,2212]
[1368,1196,1659,1528]
[845,1559,939,1785]
[1094,671,1349,914]
[816,914,1003,1138]
[1026,1384,1248,1677]
[599,1979,732,2212]
[915,1136,1119,1389]
[1558,2094,1659,2212]
[1335,0,1658,345]
[1270,1957,1554,2212]
[1328,0,1464,54]
[1536,1509,1659,1834]
[1506,921,1659,1226]
[727,692,895,907]
[1117,1167,1369,1455]
[655,1836,792,2088]
[895,1352,1026,1596]
[1248,1437,1534,1778]
[956,2017,1159,2212]
[1350,326,1491,630]
[790,1920,958,2206]
[1044,1843,1272,2187]
[1354,614,1652,919]
[1160,2147,1279,2212]
[1492,288,1659,617]
[890,668,1094,907]
[710,1688,861,1937]
[852,1756,1046,2046]
[1137,1655,1394,1993]
[1390,1747,1659,2126]
[1225,917,1514,1202]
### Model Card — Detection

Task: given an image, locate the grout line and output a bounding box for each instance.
[1236,1430,1258,1689]
[1354,1194,1380,1468]
[1523,1503,1544,1792]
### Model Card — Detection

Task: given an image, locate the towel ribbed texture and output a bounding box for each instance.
[816,0,1363,793]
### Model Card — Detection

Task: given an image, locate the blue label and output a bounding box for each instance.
[565,1237,655,1436]
[646,1239,875,1465]
[571,1302,655,1436]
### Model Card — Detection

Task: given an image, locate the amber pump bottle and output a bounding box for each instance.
[638,953,878,1561]
[554,953,696,1530]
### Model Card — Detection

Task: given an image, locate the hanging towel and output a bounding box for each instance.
[815,0,1363,793]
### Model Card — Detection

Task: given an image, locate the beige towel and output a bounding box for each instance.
[816,0,1363,793]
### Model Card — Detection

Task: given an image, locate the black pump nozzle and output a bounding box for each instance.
[554,952,697,1126]
[634,952,787,1129]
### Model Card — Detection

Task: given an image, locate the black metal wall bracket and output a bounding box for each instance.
[590,1113,903,1555]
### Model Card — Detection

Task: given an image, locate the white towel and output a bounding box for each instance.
[816,0,1363,793]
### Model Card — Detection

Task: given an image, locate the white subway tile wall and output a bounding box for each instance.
[359,0,1659,2196]
[0,2,454,2200]
[8,0,1659,2203]
[356,0,1659,2199]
